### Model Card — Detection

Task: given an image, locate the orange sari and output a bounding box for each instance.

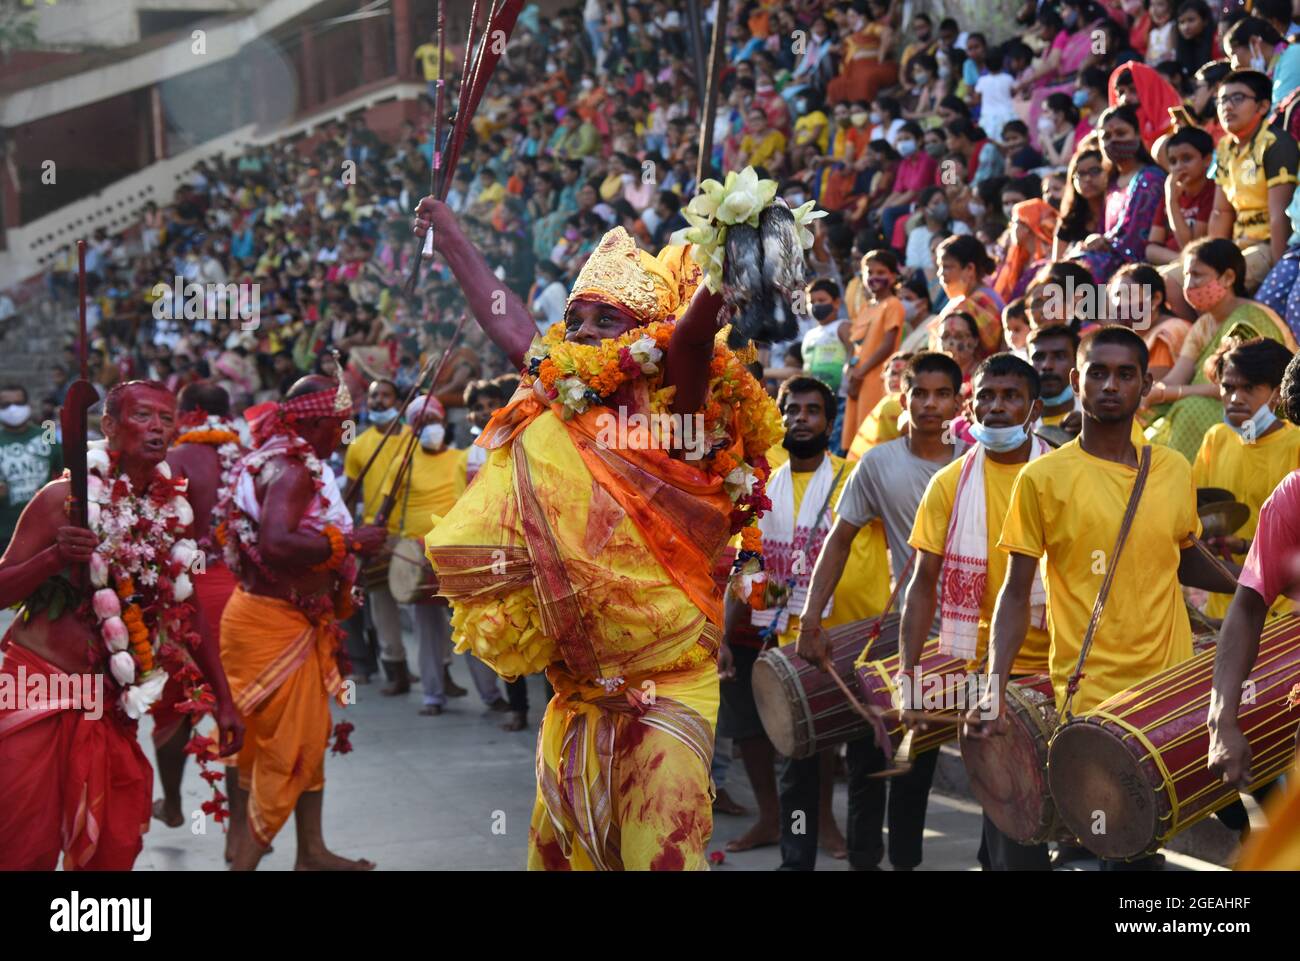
[827,24,899,104]
[994,200,1058,303]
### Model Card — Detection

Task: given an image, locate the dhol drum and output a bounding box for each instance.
[752,614,901,760]
[361,536,395,592]
[1048,618,1300,860]
[856,637,972,758]
[388,537,444,604]
[960,674,1068,844]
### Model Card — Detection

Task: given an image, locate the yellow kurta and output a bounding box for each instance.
[1192,421,1300,619]
[910,451,1051,675]
[426,410,722,870]
[998,440,1201,713]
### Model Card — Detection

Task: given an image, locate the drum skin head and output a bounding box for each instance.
[961,715,1049,843]
[1049,723,1158,860]
[752,655,799,758]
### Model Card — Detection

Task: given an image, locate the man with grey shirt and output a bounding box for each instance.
[781,352,965,871]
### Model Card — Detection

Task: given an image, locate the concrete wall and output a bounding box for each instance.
[33,0,259,49]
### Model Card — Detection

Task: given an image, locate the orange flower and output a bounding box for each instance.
[173,428,240,448]
[116,577,136,599]
[740,525,762,552]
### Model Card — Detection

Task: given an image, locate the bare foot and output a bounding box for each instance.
[820,823,848,860]
[226,841,272,864]
[713,787,747,816]
[295,849,377,871]
[152,798,184,828]
[725,819,780,852]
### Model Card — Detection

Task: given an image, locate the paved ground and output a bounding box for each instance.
[0,610,1225,870]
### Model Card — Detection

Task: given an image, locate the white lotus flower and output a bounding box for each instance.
[173,497,194,528]
[87,501,101,528]
[89,552,109,588]
[155,461,171,479]
[120,670,167,719]
[109,650,136,686]
[173,571,193,602]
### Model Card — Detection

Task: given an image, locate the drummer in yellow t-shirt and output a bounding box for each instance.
[904,353,1051,870]
[379,395,505,717]
[718,376,889,862]
[344,379,412,692]
[968,327,1239,869]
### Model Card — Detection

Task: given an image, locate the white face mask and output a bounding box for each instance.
[419,423,446,450]
[0,404,31,428]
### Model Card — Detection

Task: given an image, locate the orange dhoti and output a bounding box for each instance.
[219,587,345,848]
[0,638,152,870]
[151,560,238,748]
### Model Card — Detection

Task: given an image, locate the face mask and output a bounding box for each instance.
[968,199,985,217]
[850,112,869,127]
[1185,276,1229,313]
[897,139,918,157]
[930,201,950,221]
[1227,402,1278,439]
[970,410,1033,452]
[1002,203,1016,219]
[867,275,894,293]
[925,142,946,158]
[914,71,930,84]
[419,423,446,450]
[938,66,952,79]
[870,110,883,124]
[1072,89,1090,107]
[787,192,807,206]
[0,404,30,428]
[902,299,920,322]
[1106,138,1140,161]
[795,99,809,113]
[1064,10,1079,28]
[1038,115,1056,135]
[1041,384,1074,407]
[1250,49,1267,72]
[811,302,836,320]
[369,407,399,425]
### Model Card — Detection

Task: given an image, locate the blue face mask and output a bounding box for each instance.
[369,407,399,425]
[1072,89,1090,108]
[1041,384,1074,407]
[1226,402,1277,441]
[970,411,1034,452]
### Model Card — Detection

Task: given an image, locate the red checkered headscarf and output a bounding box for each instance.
[245,386,343,446]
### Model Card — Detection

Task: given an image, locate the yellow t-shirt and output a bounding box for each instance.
[848,393,904,461]
[1192,421,1300,619]
[999,440,1201,713]
[382,446,468,539]
[776,454,891,644]
[910,452,1050,675]
[414,42,457,81]
[344,425,411,524]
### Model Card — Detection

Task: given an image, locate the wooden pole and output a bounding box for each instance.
[695,0,729,188]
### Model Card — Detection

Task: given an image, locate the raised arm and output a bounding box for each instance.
[663,282,727,416]
[413,197,536,369]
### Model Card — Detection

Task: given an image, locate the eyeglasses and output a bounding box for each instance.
[1216,92,1259,108]
[1074,167,1106,180]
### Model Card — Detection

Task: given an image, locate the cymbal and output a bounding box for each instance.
[1196,487,1235,509]
[1197,499,1251,538]
[1034,425,1072,448]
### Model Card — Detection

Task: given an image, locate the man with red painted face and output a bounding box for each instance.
[0,380,242,870]
[216,374,389,870]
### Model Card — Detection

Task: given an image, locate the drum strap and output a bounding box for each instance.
[1060,444,1151,721]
